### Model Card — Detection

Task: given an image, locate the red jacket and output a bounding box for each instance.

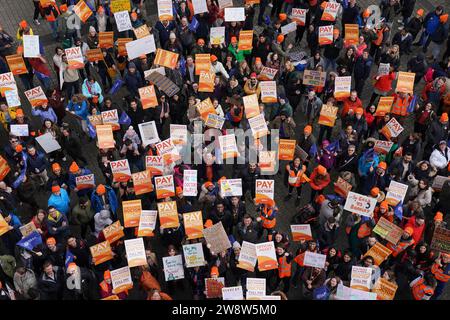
[405,216,425,246]
[341,97,363,116]
[374,72,395,93]
[309,168,331,190]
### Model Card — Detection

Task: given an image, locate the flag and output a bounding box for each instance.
[179,56,186,77]
[65,249,74,268]
[264,15,271,25]
[309,143,318,158]
[363,148,375,160]
[16,231,42,251]
[325,140,340,153]
[394,201,403,220]
[119,111,131,126]
[189,16,199,32]
[407,95,417,113]
[108,79,124,95]
[88,123,97,139]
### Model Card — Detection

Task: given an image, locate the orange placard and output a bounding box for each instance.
[238,30,253,50]
[195,54,211,75]
[345,24,359,46]
[254,179,275,206]
[102,221,125,243]
[278,139,296,160]
[6,54,28,75]
[183,211,203,239]
[65,47,84,70]
[363,242,392,266]
[133,25,150,39]
[318,25,333,45]
[291,225,313,241]
[198,71,215,92]
[372,278,398,300]
[243,94,260,119]
[86,49,104,62]
[117,38,132,56]
[318,104,338,127]
[131,170,153,195]
[196,98,216,122]
[90,241,114,265]
[122,199,142,228]
[0,156,11,181]
[96,124,115,149]
[155,175,175,199]
[138,85,158,109]
[396,72,415,94]
[157,200,180,229]
[24,86,48,108]
[73,0,93,23]
[376,96,394,116]
[321,2,340,21]
[99,32,114,49]
[334,176,352,197]
[154,48,179,69]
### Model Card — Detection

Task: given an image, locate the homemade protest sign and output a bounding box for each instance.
[319,25,333,45]
[99,32,114,49]
[334,76,352,99]
[163,255,184,281]
[117,38,132,56]
[183,170,198,197]
[101,109,120,131]
[237,241,257,272]
[5,90,20,107]
[377,63,390,76]
[344,24,359,46]
[219,134,238,159]
[432,176,450,191]
[183,211,203,239]
[243,94,260,119]
[203,222,231,254]
[124,237,147,267]
[219,178,242,197]
[169,124,188,147]
[258,151,276,174]
[0,156,10,181]
[110,266,133,294]
[90,241,114,265]
[248,114,268,138]
[23,35,40,58]
[210,27,225,45]
[146,71,180,97]
[155,175,176,199]
[102,221,125,243]
[122,199,142,228]
[133,24,150,39]
[96,124,115,149]
[396,72,415,93]
[64,47,84,70]
[278,139,296,160]
[156,138,181,165]
[238,30,253,50]
[138,121,160,146]
[381,117,404,139]
[385,181,408,206]
[154,48,179,69]
[205,113,225,129]
[321,2,340,21]
[291,8,307,26]
[303,70,327,87]
[373,217,403,245]
[260,81,277,103]
[364,242,392,266]
[258,66,278,81]
[137,210,158,237]
[6,55,27,75]
[195,54,211,75]
[222,286,244,300]
[157,0,173,20]
[255,241,278,271]
[374,140,394,155]
[199,71,215,92]
[192,0,208,14]
[110,0,131,13]
[110,159,132,182]
[255,179,275,206]
[344,191,377,217]
[19,222,36,238]
[10,124,29,137]
[145,155,164,176]
[334,176,352,197]
[114,11,132,32]
[36,133,62,153]
[24,86,48,107]
[73,0,93,23]
[76,174,95,190]
[372,278,398,300]
[0,72,17,96]
[318,104,338,127]
[157,200,179,228]
[205,278,225,298]
[131,170,153,195]
[218,0,233,8]
[430,227,450,254]
[246,278,266,299]
[291,224,313,241]
[183,243,205,268]
[304,251,327,268]
[350,266,373,291]
[224,7,245,21]
[125,35,156,60]
[281,22,297,35]
[196,98,216,121]
[86,48,104,62]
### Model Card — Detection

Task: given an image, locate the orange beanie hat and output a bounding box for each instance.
[69,161,79,173]
[276,34,285,43]
[51,185,61,193]
[96,184,106,195]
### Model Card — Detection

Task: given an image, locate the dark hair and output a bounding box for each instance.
[243,214,252,220]
[42,260,53,269]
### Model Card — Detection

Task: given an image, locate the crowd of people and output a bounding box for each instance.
[0,0,449,301]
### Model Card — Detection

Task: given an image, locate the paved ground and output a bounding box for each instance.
[1,0,449,300]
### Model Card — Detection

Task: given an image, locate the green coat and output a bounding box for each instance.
[228,44,251,63]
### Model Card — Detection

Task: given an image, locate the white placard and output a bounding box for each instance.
[5,90,20,107]
[114,11,132,32]
[10,124,29,137]
[224,7,245,21]
[183,170,198,196]
[210,27,226,45]
[192,0,208,14]
[138,121,160,146]
[163,254,185,281]
[126,35,156,60]
[222,286,244,300]
[220,178,242,197]
[303,251,327,269]
[281,22,297,35]
[344,191,377,217]
[182,243,205,268]
[23,35,40,58]
[35,132,63,153]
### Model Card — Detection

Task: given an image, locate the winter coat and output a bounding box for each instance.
[47,188,70,215]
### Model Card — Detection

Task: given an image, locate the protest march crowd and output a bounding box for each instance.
[0,0,449,301]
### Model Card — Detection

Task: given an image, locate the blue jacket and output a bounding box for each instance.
[31,106,58,123]
[358,152,380,177]
[91,185,118,217]
[424,12,441,34]
[123,71,143,97]
[7,213,22,229]
[26,151,48,174]
[47,188,70,215]
[81,79,104,104]
[67,100,89,120]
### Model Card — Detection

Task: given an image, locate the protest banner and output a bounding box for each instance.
[138,121,160,146]
[96,124,115,149]
[344,24,359,46]
[304,251,327,268]
[124,238,147,267]
[381,117,404,139]
[372,278,397,300]
[196,98,216,121]
[183,170,198,197]
[99,32,114,49]
[219,178,242,197]
[430,227,450,254]
[260,81,277,103]
[131,170,153,195]
[110,266,133,294]
[145,155,164,176]
[155,175,176,199]
[73,0,93,23]
[396,72,415,94]
[154,48,179,69]
[163,255,184,281]
[5,55,27,75]
[291,8,307,26]
[205,278,225,298]
[133,24,150,39]
[258,66,278,81]
[376,96,394,116]
[157,0,173,20]
[256,241,278,271]
[183,243,205,268]
[90,241,114,265]
[243,94,260,119]
[219,134,238,159]
[23,35,39,58]
[302,70,327,87]
[377,63,390,76]
[321,2,340,21]
[255,179,275,206]
[385,181,408,206]
[224,7,245,21]
[183,211,203,239]
[281,22,297,35]
[138,85,159,109]
[318,104,338,127]
[137,210,158,237]
[0,215,10,236]
[110,0,131,12]
[0,155,10,181]
[198,71,215,92]
[125,35,156,60]
[145,68,180,97]
[110,159,131,182]
[195,54,211,75]
[102,221,125,243]
[156,138,181,165]
[246,278,266,299]
[237,241,257,272]
[0,72,17,97]
[205,113,225,129]
[64,47,84,70]
[290,224,313,241]
[122,199,142,228]
[114,11,132,32]
[35,133,62,153]
[432,175,450,191]
[373,217,403,245]
[222,286,244,300]
[203,222,231,254]
[278,139,296,160]
[238,30,253,50]
[75,174,95,190]
[157,200,179,228]
[318,25,333,45]
[24,86,48,107]
[19,222,36,238]
[344,191,377,217]
[374,140,394,155]
[333,176,352,197]
[10,124,28,137]
[101,109,120,131]
[258,151,276,174]
[364,242,392,266]
[248,114,268,138]
[334,76,352,99]
[210,26,225,45]
[86,48,104,62]
[117,38,132,56]
[350,266,373,291]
